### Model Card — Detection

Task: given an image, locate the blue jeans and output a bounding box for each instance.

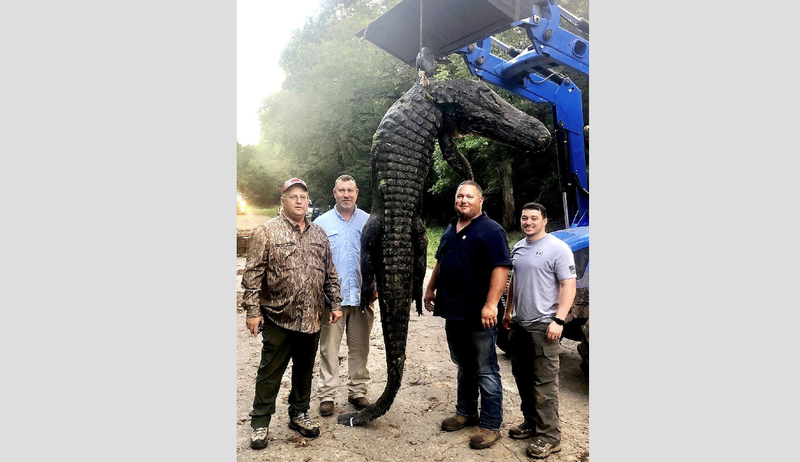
[445,319,503,430]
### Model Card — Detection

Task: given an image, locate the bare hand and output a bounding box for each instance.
[329,309,343,324]
[481,304,497,330]
[546,321,563,342]
[502,311,512,330]
[372,289,379,302]
[246,316,263,337]
[423,288,436,312]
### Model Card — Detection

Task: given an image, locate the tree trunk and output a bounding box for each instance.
[335,145,345,171]
[498,159,515,230]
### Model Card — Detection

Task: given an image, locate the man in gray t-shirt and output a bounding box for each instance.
[509,233,576,326]
[501,202,576,459]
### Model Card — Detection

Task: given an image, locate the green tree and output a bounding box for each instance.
[257,0,411,210]
[237,142,293,208]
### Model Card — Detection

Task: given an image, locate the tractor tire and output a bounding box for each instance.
[577,319,589,377]
[496,324,511,355]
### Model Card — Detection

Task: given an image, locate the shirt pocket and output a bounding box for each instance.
[306,243,328,288]
[326,230,340,253]
[273,242,298,269]
[306,242,329,271]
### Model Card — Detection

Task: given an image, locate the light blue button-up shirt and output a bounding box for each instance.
[314,206,370,307]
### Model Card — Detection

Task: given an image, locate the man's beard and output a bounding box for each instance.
[456,207,478,220]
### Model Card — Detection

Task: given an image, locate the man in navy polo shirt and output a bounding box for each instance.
[424,180,511,450]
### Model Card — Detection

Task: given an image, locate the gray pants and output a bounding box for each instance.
[317,304,375,402]
[509,321,561,444]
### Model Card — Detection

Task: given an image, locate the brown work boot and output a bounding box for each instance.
[348,396,370,410]
[319,401,334,417]
[469,427,500,449]
[441,413,479,432]
[526,438,562,459]
[508,420,534,439]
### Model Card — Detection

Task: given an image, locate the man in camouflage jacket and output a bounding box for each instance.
[241,178,343,450]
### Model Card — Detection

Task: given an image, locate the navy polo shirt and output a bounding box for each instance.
[433,212,511,320]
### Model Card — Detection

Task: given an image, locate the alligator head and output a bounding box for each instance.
[431,79,552,153]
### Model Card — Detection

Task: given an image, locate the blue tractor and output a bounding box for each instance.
[358,0,590,373]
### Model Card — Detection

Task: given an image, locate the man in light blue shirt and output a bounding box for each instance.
[314,175,377,417]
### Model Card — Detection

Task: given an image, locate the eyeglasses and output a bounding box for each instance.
[284,194,309,202]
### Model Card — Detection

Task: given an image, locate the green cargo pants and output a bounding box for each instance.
[508,320,561,444]
[249,317,321,429]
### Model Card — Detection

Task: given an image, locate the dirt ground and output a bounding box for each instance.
[236,211,589,461]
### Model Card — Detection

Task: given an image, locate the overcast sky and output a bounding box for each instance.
[237,0,324,146]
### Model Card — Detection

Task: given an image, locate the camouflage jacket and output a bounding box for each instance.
[241,213,342,333]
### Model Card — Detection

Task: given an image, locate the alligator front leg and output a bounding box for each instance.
[438,129,474,181]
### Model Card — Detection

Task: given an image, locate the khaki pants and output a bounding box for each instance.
[317,304,375,402]
[509,321,561,444]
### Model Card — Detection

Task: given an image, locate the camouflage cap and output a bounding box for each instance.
[281,178,308,194]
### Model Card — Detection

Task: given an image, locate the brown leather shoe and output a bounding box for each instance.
[441,413,479,432]
[348,396,370,410]
[469,427,500,449]
[319,401,334,417]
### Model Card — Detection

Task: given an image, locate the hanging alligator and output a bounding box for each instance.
[337,48,551,426]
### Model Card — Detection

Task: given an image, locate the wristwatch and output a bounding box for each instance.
[553,317,565,326]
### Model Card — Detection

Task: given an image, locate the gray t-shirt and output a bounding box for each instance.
[511,234,577,325]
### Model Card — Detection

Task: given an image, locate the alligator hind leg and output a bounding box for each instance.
[360,213,382,310]
[411,216,427,315]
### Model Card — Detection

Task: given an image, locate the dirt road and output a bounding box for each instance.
[237,211,272,232]
[235,212,589,461]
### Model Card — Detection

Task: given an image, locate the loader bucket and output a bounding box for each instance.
[355,0,537,65]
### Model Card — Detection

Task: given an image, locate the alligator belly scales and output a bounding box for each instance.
[337,77,551,426]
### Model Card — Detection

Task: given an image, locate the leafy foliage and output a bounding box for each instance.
[257,0,411,211]
[236,142,292,207]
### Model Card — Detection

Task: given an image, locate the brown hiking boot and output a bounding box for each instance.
[249,427,269,450]
[508,420,534,439]
[319,401,334,417]
[348,396,370,410]
[441,413,479,432]
[526,438,562,459]
[288,410,320,438]
[469,427,500,449]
